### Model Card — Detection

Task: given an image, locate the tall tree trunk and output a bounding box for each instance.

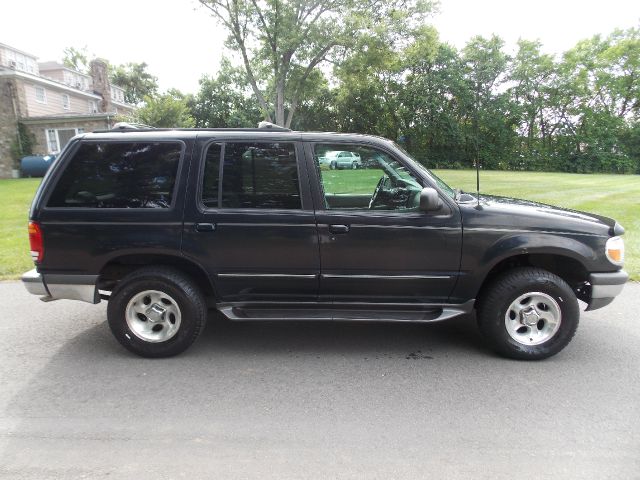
[275,76,286,126]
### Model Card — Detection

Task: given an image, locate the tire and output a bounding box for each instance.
[330,161,337,170]
[476,267,579,360]
[352,161,358,169]
[107,267,207,358]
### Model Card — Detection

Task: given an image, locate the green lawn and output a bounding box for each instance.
[1,171,638,280]
[0,178,41,280]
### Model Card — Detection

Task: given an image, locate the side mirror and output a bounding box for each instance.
[420,187,443,212]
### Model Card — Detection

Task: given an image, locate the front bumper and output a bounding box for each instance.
[586,270,628,311]
[21,269,100,304]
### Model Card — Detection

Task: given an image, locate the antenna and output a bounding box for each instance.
[475,154,481,208]
[473,84,482,210]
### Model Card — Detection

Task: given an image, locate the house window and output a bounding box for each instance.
[88,100,98,113]
[26,58,36,74]
[45,128,84,154]
[62,94,70,110]
[46,130,59,153]
[35,86,47,104]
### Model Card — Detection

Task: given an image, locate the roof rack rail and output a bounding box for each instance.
[258,121,291,132]
[111,122,156,131]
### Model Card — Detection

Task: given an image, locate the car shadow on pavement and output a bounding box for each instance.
[2,313,491,419]
[193,311,489,359]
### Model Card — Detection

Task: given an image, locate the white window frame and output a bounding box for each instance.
[62,94,70,110]
[88,99,98,113]
[45,127,84,154]
[35,85,47,104]
[26,58,36,74]
[46,129,59,153]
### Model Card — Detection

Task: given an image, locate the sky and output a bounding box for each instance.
[3,0,640,94]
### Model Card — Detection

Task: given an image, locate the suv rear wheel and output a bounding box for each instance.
[107,267,206,357]
[477,267,579,360]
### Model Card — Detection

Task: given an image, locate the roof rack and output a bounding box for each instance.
[95,122,293,134]
[111,122,156,131]
[257,121,290,131]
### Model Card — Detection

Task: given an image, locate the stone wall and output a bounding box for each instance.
[0,78,27,177]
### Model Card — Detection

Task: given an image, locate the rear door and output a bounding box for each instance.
[181,134,320,303]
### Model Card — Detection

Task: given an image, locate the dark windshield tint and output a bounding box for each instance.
[48,142,182,208]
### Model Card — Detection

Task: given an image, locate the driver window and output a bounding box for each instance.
[314,144,423,211]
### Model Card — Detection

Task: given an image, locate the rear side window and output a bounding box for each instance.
[48,142,182,208]
[202,142,300,209]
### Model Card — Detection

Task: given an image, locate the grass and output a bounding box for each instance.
[1,171,638,280]
[0,178,41,280]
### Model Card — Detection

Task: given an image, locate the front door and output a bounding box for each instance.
[182,137,319,302]
[308,142,462,304]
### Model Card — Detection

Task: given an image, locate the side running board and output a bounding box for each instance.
[217,300,474,323]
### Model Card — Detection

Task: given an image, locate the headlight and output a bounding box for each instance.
[605,236,624,265]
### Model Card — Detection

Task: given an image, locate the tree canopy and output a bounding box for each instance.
[198,0,437,127]
[185,24,640,174]
[62,46,91,73]
[135,90,195,128]
[109,62,159,105]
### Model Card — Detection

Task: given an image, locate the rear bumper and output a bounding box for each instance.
[22,268,49,296]
[586,270,628,311]
[21,269,100,304]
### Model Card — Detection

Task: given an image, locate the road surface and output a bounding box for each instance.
[0,281,638,479]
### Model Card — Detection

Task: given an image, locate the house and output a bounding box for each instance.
[0,42,135,177]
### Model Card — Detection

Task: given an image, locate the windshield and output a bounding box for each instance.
[392,143,456,199]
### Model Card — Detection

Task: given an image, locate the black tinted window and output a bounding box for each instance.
[201,144,222,208]
[48,142,182,208]
[202,142,300,210]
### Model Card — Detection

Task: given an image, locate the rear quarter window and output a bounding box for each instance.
[47,141,182,208]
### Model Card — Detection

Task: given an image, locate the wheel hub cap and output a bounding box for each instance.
[146,304,166,323]
[504,292,562,346]
[520,307,541,326]
[125,290,182,343]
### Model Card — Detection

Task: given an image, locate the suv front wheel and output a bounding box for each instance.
[477,267,579,360]
[107,267,207,357]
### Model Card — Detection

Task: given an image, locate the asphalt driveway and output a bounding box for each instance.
[0,280,638,479]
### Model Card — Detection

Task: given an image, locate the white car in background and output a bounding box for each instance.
[318,150,363,169]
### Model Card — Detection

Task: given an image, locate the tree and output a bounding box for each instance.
[136,90,195,127]
[401,41,471,167]
[462,35,517,169]
[508,40,555,167]
[332,28,414,139]
[190,58,262,127]
[553,27,640,172]
[62,46,91,73]
[198,0,436,127]
[109,62,159,105]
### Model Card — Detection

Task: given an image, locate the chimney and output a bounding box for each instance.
[89,59,112,113]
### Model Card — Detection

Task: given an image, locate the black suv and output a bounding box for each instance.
[22,124,628,359]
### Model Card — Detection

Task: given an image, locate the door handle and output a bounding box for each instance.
[329,224,350,234]
[195,223,216,232]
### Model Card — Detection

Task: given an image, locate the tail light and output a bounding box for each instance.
[28,221,44,263]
